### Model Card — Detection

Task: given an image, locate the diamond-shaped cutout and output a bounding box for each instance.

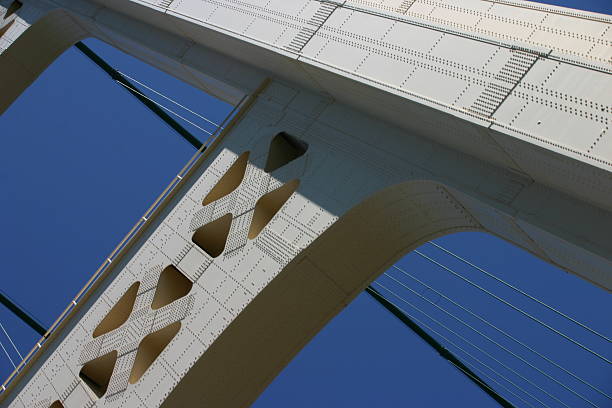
[202,151,249,205]
[129,321,181,384]
[151,265,193,310]
[79,350,117,398]
[49,401,64,408]
[264,132,308,173]
[92,282,140,338]
[192,213,232,258]
[248,179,300,239]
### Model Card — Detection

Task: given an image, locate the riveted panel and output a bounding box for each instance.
[6,2,612,407]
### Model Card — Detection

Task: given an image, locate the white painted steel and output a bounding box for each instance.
[0,1,610,407]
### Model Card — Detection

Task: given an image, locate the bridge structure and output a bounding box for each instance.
[0,0,610,407]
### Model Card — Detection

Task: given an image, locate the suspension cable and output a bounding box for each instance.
[371,283,552,408]
[0,321,22,361]
[0,338,16,370]
[375,281,574,408]
[414,250,611,364]
[74,41,204,150]
[458,359,540,408]
[446,359,526,408]
[366,286,517,408]
[115,81,215,137]
[117,71,224,129]
[429,242,611,343]
[383,272,600,407]
[392,265,611,401]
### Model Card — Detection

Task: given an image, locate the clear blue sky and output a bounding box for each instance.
[0,1,610,407]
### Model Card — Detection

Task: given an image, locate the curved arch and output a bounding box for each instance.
[163,180,482,407]
[0,9,87,114]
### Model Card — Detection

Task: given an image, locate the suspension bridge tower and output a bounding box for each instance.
[0,0,610,407]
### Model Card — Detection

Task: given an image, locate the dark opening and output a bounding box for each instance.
[248,180,300,239]
[202,151,249,205]
[79,350,118,398]
[192,213,232,257]
[92,282,139,338]
[264,133,308,173]
[151,265,193,310]
[129,322,181,384]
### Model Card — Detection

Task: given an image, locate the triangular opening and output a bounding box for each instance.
[264,132,308,173]
[49,401,65,408]
[202,151,249,205]
[0,20,15,39]
[79,350,117,398]
[248,180,300,239]
[4,1,22,19]
[92,281,140,338]
[151,265,193,310]
[129,322,181,384]
[192,213,232,257]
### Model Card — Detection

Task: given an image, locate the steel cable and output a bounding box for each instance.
[372,282,553,408]
[115,81,216,136]
[428,241,611,343]
[383,271,600,407]
[0,321,22,361]
[0,338,16,370]
[392,264,611,401]
[117,71,224,128]
[457,359,541,408]
[375,281,576,408]
[414,250,611,364]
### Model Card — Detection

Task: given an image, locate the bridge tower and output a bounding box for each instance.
[0,0,610,407]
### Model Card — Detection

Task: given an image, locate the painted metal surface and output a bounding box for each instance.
[0,1,610,407]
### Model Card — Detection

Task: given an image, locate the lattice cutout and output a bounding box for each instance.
[192,213,232,257]
[264,133,308,173]
[79,350,118,398]
[93,282,140,338]
[202,151,249,205]
[129,321,181,384]
[249,180,300,239]
[151,265,193,310]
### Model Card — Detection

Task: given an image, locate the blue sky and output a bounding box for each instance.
[0,1,610,407]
